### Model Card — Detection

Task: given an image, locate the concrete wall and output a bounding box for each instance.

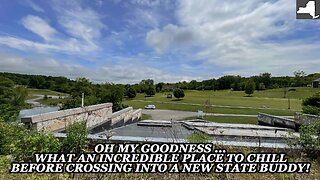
[294,113,320,125]
[21,103,112,132]
[110,107,142,128]
[257,113,296,130]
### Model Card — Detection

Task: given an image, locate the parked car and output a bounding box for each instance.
[145,104,156,109]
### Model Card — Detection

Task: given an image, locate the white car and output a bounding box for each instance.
[145,104,156,109]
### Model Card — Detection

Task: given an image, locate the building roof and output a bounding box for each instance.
[313,78,320,82]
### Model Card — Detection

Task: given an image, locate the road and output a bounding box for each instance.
[142,109,293,120]
[25,94,68,106]
[133,100,299,111]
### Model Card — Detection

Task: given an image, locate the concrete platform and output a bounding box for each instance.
[182,120,291,131]
[137,120,173,127]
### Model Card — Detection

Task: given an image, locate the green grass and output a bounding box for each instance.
[124,100,295,116]
[37,98,69,106]
[27,88,68,96]
[141,114,152,120]
[26,94,38,100]
[184,116,258,125]
[124,88,319,116]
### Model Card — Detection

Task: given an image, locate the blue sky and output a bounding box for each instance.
[0,0,319,84]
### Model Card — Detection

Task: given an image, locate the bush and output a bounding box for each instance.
[62,121,88,153]
[13,130,61,161]
[145,86,155,96]
[295,120,320,158]
[173,88,185,99]
[127,87,136,99]
[187,131,210,143]
[0,119,61,161]
[244,80,255,96]
[302,92,320,115]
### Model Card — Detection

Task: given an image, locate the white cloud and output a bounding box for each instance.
[53,0,106,51]
[22,15,57,42]
[25,0,44,12]
[146,0,319,76]
[0,53,195,84]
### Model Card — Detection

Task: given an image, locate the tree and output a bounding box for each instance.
[302,92,320,115]
[155,82,164,92]
[244,80,255,96]
[258,83,266,90]
[127,87,136,99]
[145,86,155,96]
[173,88,185,99]
[293,70,307,87]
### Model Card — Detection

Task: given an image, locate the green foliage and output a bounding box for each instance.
[302,92,320,115]
[100,84,124,111]
[0,119,27,155]
[145,86,156,96]
[62,121,88,153]
[187,131,211,143]
[245,80,255,96]
[0,77,29,122]
[13,130,61,161]
[173,88,185,99]
[127,87,137,99]
[156,82,164,92]
[258,83,266,90]
[0,120,61,161]
[295,120,320,157]
[0,104,20,122]
[71,77,93,98]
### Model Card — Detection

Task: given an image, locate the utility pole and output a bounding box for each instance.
[288,94,291,109]
[81,93,84,107]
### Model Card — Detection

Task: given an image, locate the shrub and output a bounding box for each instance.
[127,87,136,99]
[145,86,155,96]
[173,88,185,99]
[302,92,320,115]
[187,131,210,143]
[13,130,61,161]
[244,80,255,96]
[295,120,320,158]
[0,119,61,161]
[62,121,88,153]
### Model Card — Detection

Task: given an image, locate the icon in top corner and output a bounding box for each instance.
[297,0,320,19]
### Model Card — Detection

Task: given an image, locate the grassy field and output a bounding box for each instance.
[124,87,319,116]
[27,88,68,96]
[184,116,258,124]
[37,98,70,106]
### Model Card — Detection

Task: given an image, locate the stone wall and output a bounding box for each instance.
[294,113,320,125]
[132,109,142,122]
[21,103,113,132]
[88,108,142,133]
[257,113,296,130]
[110,107,142,128]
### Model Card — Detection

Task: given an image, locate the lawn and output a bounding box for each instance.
[27,88,68,96]
[184,116,258,125]
[124,87,319,116]
[37,98,70,106]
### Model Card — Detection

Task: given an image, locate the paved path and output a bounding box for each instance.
[133,100,299,111]
[142,109,293,120]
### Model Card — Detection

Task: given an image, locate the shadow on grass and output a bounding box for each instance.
[243,95,254,97]
[171,99,183,101]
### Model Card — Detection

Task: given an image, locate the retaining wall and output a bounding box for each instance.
[294,113,320,125]
[21,103,113,132]
[257,113,296,130]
